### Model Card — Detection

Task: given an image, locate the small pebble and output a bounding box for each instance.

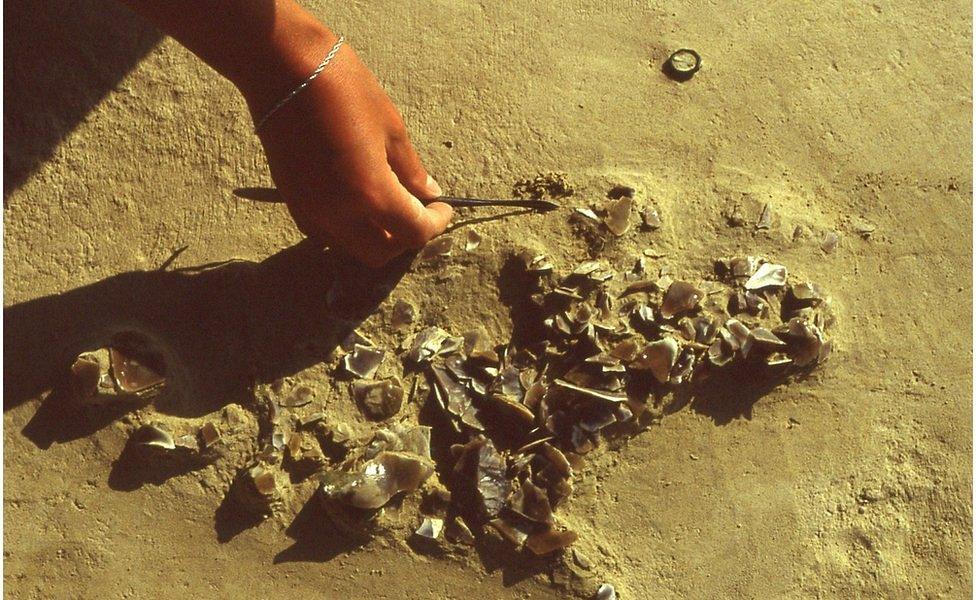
[465,229,482,252]
[596,583,617,600]
[820,231,840,254]
[755,203,773,230]
[641,207,662,230]
[572,548,593,570]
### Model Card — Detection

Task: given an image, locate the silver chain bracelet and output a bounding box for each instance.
[254,35,345,133]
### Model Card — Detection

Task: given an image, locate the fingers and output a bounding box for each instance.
[287,199,402,268]
[379,122,453,247]
[361,168,453,249]
[386,129,441,200]
[337,220,401,268]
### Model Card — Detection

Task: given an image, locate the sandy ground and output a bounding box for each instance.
[4,0,973,598]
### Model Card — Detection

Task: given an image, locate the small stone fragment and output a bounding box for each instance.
[198,422,221,448]
[445,518,476,545]
[391,300,417,331]
[414,517,444,540]
[464,229,483,251]
[279,384,314,408]
[742,327,787,359]
[301,412,326,428]
[474,439,511,518]
[609,339,640,362]
[525,528,578,555]
[852,218,876,239]
[406,327,453,364]
[788,282,826,309]
[596,583,617,600]
[756,203,773,230]
[641,207,662,230]
[233,464,281,517]
[353,378,404,421]
[660,281,703,319]
[419,236,453,260]
[489,517,530,548]
[343,344,384,378]
[131,424,176,450]
[744,263,788,290]
[340,329,374,352]
[573,548,593,570]
[69,352,102,403]
[553,379,628,403]
[820,231,840,254]
[285,431,303,457]
[605,196,633,236]
[463,328,500,364]
[524,253,555,274]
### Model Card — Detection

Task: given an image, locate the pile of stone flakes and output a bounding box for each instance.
[311,251,833,555]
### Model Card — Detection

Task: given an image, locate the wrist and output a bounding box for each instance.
[228,4,338,120]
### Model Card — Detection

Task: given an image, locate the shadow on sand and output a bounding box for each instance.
[4,240,412,445]
[666,361,818,425]
[4,0,162,200]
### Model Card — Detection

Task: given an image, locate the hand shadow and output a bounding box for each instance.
[5,240,414,448]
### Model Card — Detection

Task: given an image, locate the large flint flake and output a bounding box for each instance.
[407,327,453,364]
[431,365,484,430]
[320,450,434,510]
[476,439,511,518]
[744,263,788,290]
[630,338,679,384]
[353,378,403,420]
[782,318,829,366]
[110,348,166,394]
[660,281,703,319]
[553,379,628,403]
[343,344,384,378]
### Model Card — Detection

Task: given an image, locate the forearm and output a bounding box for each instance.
[119,0,337,116]
[120,1,451,266]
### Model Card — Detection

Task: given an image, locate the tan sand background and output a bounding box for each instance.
[4,0,973,597]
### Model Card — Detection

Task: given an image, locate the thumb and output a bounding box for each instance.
[364,167,452,249]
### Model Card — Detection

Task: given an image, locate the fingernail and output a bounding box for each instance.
[426,175,443,198]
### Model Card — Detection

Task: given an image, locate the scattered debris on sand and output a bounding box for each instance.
[63,214,834,585]
[513,172,575,200]
[374,250,832,555]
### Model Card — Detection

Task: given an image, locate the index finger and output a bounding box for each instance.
[362,169,453,248]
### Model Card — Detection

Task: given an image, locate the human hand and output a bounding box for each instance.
[117,1,450,266]
[243,27,452,267]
